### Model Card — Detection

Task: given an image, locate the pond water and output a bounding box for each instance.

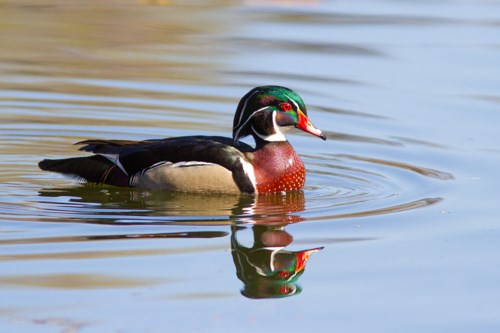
[1,0,500,332]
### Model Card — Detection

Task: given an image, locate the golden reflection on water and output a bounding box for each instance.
[0,243,226,261]
[0,1,223,81]
[0,273,162,289]
[0,1,239,191]
[0,231,228,246]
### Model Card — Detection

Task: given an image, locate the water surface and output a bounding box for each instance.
[1,1,499,332]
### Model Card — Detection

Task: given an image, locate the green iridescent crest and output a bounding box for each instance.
[232,85,308,143]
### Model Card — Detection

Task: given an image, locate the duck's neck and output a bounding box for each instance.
[248,140,305,194]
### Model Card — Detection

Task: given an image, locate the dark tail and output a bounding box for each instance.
[39,156,129,187]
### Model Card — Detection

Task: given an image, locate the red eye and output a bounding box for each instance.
[278,271,291,279]
[279,102,293,112]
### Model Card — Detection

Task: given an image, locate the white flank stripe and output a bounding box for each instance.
[144,161,213,172]
[172,161,213,167]
[240,157,257,192]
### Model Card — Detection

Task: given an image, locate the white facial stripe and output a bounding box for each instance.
[285,93,300,111]
[235,89,261,128]
[233,106,270,140]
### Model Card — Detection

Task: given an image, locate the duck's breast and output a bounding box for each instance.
[250,142,305,193]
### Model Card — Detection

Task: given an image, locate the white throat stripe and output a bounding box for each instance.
[250,111,287,142]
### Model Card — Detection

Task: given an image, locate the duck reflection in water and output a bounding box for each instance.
[38,186,323,298]
[231,224,322,299]
[230,191,323,299]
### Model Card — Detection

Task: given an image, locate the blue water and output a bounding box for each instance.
[1,1,499,332]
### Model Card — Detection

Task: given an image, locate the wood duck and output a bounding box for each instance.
[39,85,326,194]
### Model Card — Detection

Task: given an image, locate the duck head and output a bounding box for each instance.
[232,86,327,145]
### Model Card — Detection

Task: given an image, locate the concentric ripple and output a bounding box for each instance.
[302,153,453,221]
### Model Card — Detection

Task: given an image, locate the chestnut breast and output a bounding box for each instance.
[248,142,306,194]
